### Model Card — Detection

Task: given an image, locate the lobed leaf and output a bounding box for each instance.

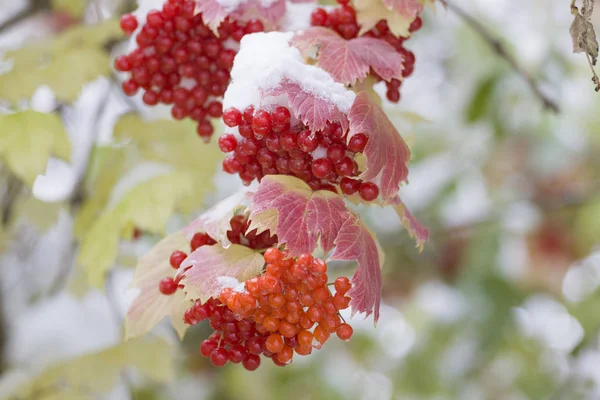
[0,111,71,186]
[348,91,411,201]
[329,215,384,322]
[354,0,422,37]
[248,175,348,255]
[389,195,429,250]
[178,244,264,303]
[263,80,349,133]
[292,27,403,85]
[197,0,286,34]
[126,230,191,340]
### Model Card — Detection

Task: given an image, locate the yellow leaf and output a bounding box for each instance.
[0,111,71,186]
[13,337,173,399]
[574,198,600,253]
[0,20,123,103]
[114,115,223,214]
[354,0,416,37]
[126,231,192,340]
[77,172,193,287]
[51,0,86,18]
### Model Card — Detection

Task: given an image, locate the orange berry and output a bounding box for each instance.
[333,293,350,310]
[279,321,298,338]
[295,345,312,356]
[334,276,351,295]
[276,345,293,363]
[256,323,269,334]
[299,292,315,307]
[313,287,331,303]
[297,330,314,347]
[285,300,302,314]
[268,293,286,308]
[315,273,328,287]
[283,287,298,301]
[310,258,327,275]
[321,314,341,333]
[219,287,233,304]
[266,263,283,278]
[264,247,284,263]
[285,312,301,324]
[253,309,268,324]
[299,313,314,329]
[305,274,319,289]
[297,253,313,267]
[260,275,281,294]
[313,324,329,348]
[307,305,323,322]
[292,264,308,280]
[281,258,294,269]
[272,307,287,319]
[246,277,260,296]
[323,299,337,315]
[336,323,353,341]
[263,316,281,332]
[266,333,284,353]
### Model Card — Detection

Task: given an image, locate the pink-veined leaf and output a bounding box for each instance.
[125,231,191,340]
[178,244,264,302]
[183,189,249,246]
[348,91,411,201]
[263,80,349,133]
[389,195,429,250]
[354,0,422,37]
[291,27,403,85]
[197,0,286,34]
[329,215,384,322]
[248,175,349,255]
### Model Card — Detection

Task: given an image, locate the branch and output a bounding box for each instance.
[445,1,560,113]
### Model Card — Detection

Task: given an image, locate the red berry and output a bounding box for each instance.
[218,134,238,153]
[121,80,138,96]
[336,323,353,341]
[340,177,361,195]
[159,277,178,295]
[311,8,328,26]
[334,276,351,295]
[348,133,368,153]
[311,158,332,178]
[114,56,131,72]
[120,14,138,35]
[245,19,264,34]
[298,130,318,152]
[200,339,218,357]
[169,250,187,269]
[409,16,422,33]
[327,144,346,162]
[359,182,379,201]
[386,89,401,103]
[272,106,291,125]
[223,108,243,127]
[207,101,223,118]
[243,354,261,371]
[334,157,355,177]
[228,344,247,364]
[252,110,272,138]
[210,347,229,367]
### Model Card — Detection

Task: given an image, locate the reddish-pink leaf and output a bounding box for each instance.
[329,215,383,322]
[125,231,191,340]
[348,91,411,201]
[178,244,264,302]
[248,175,349,255]
[389,195,429,250]
[197,0,286,33]
[292,27,403,85]
[263,80,349,133]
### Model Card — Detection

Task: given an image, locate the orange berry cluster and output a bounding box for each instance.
[219,248,354,366]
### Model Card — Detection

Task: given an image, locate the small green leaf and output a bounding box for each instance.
[0,111,70,186]
[466,74,498,123]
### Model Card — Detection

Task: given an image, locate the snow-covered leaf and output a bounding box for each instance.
[11,337,173,399]
[126,231,191,340]
[348,91,411,201]
[178,244,264,302]
[183,189,250,246]
[0,111,70,186]
[329,215,383,322]
[354,0,422,37]
[78,172,192,288]
[292,27,403,85]
[389,195,429,250]
[248,175,348,255]
[197,0,286,34]
[263,80,349,133]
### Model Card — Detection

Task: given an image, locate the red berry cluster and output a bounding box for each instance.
[158,214,278,296]
[115,0,264,141]
[310,0,422,103]
[218,248,354,366]
[219,105,380,202]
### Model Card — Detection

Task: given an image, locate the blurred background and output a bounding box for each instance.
[1,0,600,399]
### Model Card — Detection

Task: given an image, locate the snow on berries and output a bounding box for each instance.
[115,0,264,141]
[185,248,354,368]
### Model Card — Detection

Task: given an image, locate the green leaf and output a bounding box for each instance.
[51,0,86,18]
[12,337,173,400]
[0,111,70,186]
[78,172,193,287]
[0,20,123,103]
[466,74,498,123]
[574,197,600,254]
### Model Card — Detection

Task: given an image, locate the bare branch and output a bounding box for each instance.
[445,1,560,113]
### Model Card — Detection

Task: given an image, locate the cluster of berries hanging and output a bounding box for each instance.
[115,0,264,141]
[158,214,278,295]
[310,1,422,102]
[192,248,354,369]
[219,105,379,201]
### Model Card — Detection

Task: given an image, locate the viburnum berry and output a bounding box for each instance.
[159,277,178,295]
[169,250,187,269]
[116,0,265,141]
[359,182,380,202]
[336,323,353,341]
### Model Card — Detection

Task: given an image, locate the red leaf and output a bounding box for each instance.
[178,244,264,302]
[389,195,429,250]
[197,0,286,33]
[248,175,349,255]
[292,27,403,85]
[329,216,383,322]
[348,91,410,201]
[263,80,349,133]
[125,231,191,340]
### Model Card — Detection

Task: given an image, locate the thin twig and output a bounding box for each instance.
[444,1,560,113]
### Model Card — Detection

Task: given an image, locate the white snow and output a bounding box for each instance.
[215,0,279,13]
[223,31,355,118]
[215,276,247,293]
[281,2,318,32]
